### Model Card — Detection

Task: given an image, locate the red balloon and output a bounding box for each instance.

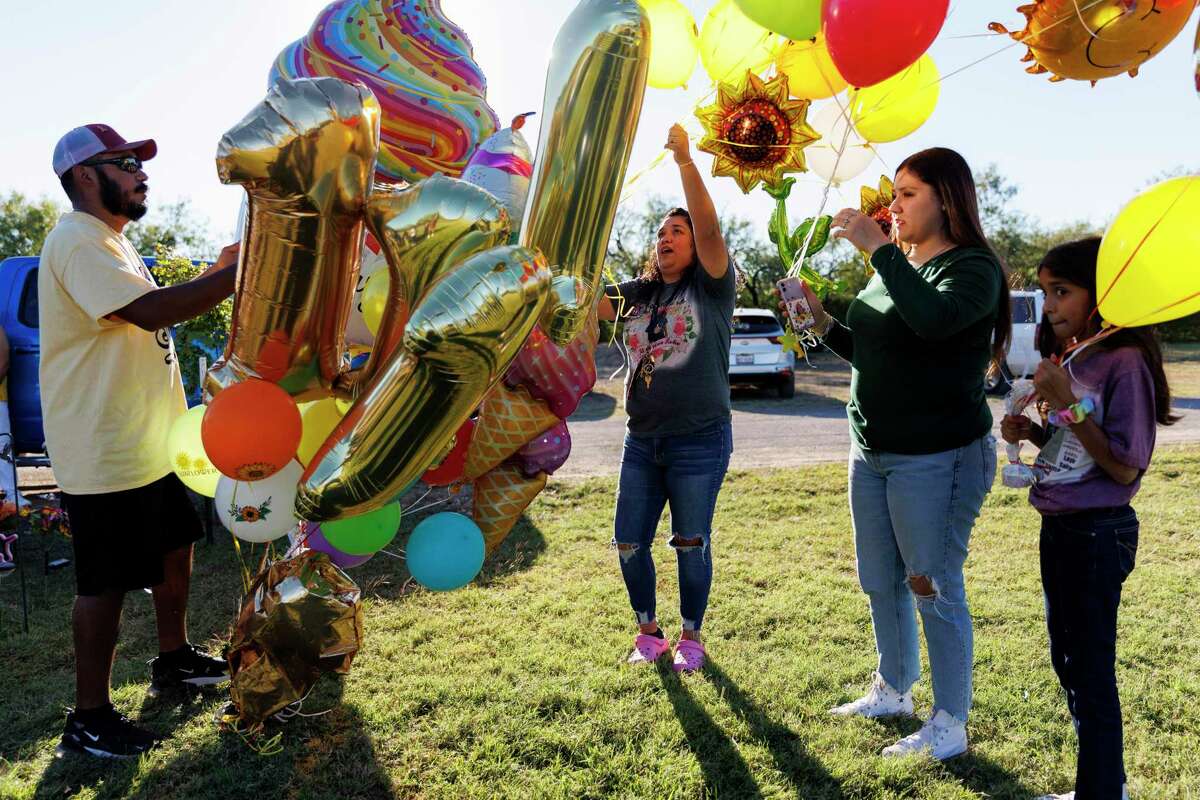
[822,0,949,89]
[422,418,475,486]
[201,379,302,481]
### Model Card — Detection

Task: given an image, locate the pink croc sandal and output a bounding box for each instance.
[673,639,706,672]
[627,633,671,665]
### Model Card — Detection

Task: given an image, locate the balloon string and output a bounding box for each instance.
[1095,179,1194,310]
[852,0,1110,129]
[789,120,853,280]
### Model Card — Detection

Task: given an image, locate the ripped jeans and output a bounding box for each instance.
[849,435,996,721]
[613,420,733,632]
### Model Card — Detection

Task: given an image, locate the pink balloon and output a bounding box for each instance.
[515,420,572,477]
[504,323,597,419]
[822,0,949,88]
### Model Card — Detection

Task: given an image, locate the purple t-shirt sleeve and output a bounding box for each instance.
[1103,350,1156,472]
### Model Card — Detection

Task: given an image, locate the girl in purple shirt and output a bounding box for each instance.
[1001,237,1178,800]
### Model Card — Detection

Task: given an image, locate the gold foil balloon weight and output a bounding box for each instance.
[520,0,649,346]
[207,77,381,399]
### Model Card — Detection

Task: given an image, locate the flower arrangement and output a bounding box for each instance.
[16,502,71,538]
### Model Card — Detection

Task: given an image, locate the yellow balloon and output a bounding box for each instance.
[642,0,698,89]
[699,0,779,84]
[297,398,344,467]
[361,269,389,337]
[1097,176,1200,328]
[849,54,940,144]
[167,406,220,498]
[777,35,847,100]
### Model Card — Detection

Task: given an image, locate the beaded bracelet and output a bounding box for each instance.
[1049,396,1095,427]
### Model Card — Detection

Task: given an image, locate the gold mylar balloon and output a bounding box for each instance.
[296,245,552,521]
[227,551,362,727]
[990,0,1196,84]
[521,0,650,345]
[207,77,380,399]
[349,175,512,391]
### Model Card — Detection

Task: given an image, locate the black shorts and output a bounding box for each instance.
[62,473,204,596]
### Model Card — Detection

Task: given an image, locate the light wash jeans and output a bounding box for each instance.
[849,434,997,722]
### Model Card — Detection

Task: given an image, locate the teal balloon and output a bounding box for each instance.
[405,512,485,592]
[734,0,820,41]
[321,502,401,556]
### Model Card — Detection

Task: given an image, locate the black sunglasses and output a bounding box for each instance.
[81,155,143,174]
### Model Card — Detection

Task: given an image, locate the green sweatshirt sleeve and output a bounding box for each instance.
[869,244,1001,340]
[822,318,853,362]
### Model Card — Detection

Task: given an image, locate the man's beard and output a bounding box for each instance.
[97,169,148,221]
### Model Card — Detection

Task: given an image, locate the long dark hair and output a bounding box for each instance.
[639,207,700,283]
[896,148,1012,370]
[1037,237,1178,426]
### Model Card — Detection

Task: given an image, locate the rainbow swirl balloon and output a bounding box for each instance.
[271,0,500,183]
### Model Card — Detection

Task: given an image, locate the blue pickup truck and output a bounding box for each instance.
[0,255,219,456]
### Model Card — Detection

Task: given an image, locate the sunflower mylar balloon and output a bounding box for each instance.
[696,71,819,194]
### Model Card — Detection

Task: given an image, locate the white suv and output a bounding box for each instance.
[986,288,1044,394]
[729,308,796,398]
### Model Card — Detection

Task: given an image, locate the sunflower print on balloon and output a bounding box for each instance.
[230,498,273,524]
[696,71,819,194]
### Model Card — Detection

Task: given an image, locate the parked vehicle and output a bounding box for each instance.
[0,255,218,456]
[985,288,1045,395]
[728,308,795,398]
[0,256,43,454]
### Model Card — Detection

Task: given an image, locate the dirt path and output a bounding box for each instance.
[560,352,1200,478]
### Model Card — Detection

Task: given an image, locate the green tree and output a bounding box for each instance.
[126,198,216,259]
[1,192,62,257]
[147,245,231,399]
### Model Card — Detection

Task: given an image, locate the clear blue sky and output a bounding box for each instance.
[3,1,1197,247]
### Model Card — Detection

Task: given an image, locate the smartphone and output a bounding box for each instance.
[776,276,815,332]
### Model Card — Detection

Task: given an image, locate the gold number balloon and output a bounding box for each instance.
[296,245,552,522]
[521,0,650,345]
[990,0,1198,84]
[208,77,380,399]
[347,176,512,392]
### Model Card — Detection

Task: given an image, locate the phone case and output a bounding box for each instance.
[776,276,815,331]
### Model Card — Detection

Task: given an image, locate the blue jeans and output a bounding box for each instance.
[1041,506,1138,800]
[849,435,996,721]
[613,420,733,632]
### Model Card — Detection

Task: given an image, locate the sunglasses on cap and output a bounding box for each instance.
[81,155,143,174]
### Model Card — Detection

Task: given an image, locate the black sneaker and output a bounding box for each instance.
[56,705,159,759]
[148,644,229,697]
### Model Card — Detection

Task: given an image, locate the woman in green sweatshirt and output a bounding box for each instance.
[800,148,1008,761]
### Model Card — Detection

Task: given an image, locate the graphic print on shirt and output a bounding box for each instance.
[1035,377,1101,484]
[154,328,177,366]
[623,290,700,371]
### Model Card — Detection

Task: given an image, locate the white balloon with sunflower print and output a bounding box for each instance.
[216,460,303,543]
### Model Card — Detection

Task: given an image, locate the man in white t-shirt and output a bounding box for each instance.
[42,124,239,759]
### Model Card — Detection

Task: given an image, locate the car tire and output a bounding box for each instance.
[776,375,795,399]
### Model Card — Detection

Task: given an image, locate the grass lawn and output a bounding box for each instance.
[2,448,1200,799]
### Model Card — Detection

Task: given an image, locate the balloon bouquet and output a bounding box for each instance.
[164,0,651,729]
[642,0,1198,349]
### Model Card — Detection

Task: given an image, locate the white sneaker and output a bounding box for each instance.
[881,709,967,760]
[829,672,914,718]
[1035,785,1129,800]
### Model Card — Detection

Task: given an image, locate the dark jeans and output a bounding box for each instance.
[613,420,732,632]
[1040,505,1139,800]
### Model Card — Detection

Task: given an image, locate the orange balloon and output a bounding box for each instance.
[202,379,302,481]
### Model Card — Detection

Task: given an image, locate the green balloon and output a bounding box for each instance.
[734,0,820,42]
[320,502,402,556]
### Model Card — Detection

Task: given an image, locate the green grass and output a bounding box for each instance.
[3,449,1200,799]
